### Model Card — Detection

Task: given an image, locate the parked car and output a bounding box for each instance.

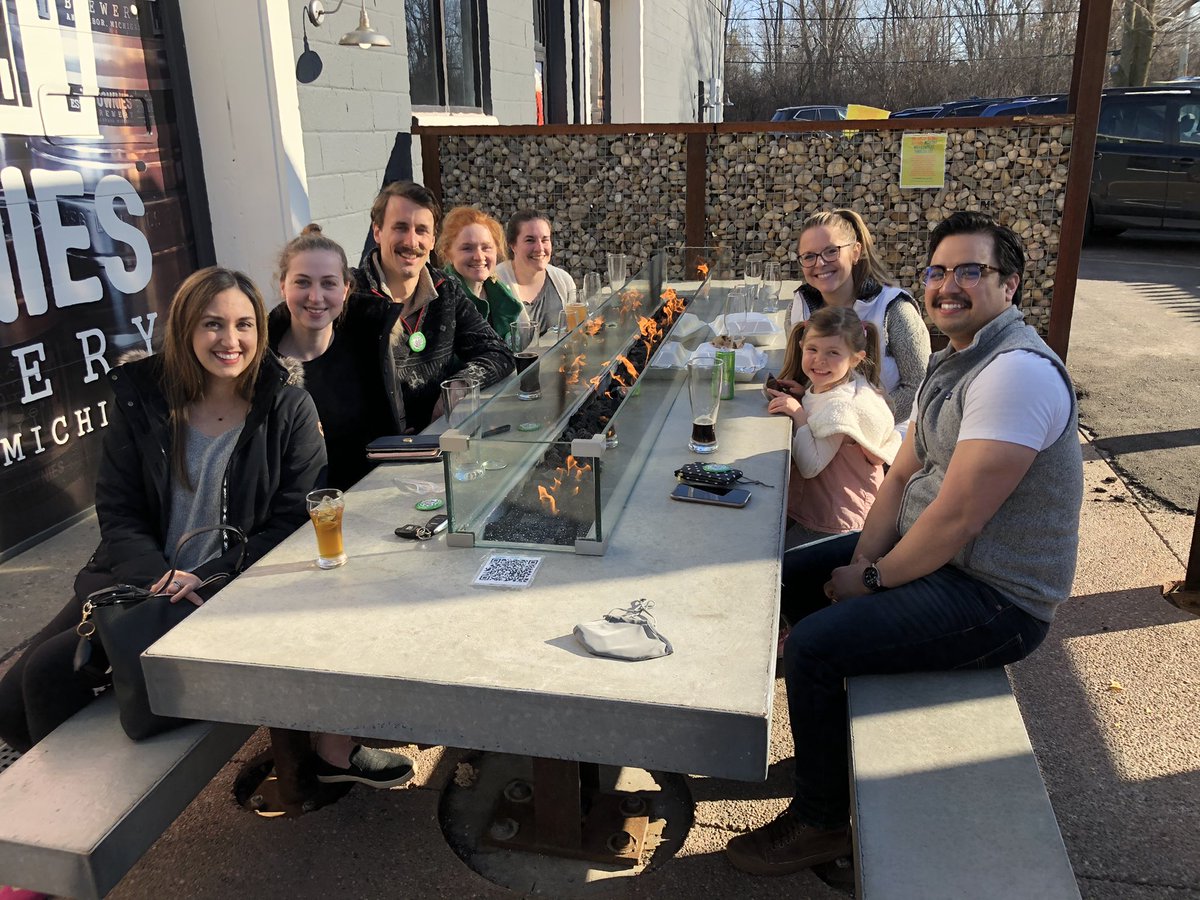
[770,104,848,122]
[891,105,945,118]
[980,85,1200,234]
[980,95,1068,116]
[933,97,1016,117]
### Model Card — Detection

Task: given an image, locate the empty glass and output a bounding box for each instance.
[607,252,627,289]
[762,261,783,313]
[744,259,763,290]
[582,271,603,307]
[724,285,750,335]
[440,377,484,481]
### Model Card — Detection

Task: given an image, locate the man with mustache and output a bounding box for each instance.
[727,211,1083,876]
[348,181,513,433]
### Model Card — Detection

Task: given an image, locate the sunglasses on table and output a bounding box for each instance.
[921,263,1003,288]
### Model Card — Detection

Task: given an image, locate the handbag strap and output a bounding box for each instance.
[159,524,249,597]
[87,524,248,607]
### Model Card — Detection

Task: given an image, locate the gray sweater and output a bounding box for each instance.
[899,305,1083,622]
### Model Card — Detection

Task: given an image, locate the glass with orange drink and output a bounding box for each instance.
[306,488,347,569]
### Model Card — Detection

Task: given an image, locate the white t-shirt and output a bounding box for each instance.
[908,350,1072,451]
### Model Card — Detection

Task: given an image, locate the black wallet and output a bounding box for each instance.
[366,434,443,461]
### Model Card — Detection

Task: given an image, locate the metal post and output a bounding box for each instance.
[1047,0,1115,362]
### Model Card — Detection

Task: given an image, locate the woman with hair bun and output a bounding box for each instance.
[784,209,930,424]
[268,224,393,489]
[436,206,524,340]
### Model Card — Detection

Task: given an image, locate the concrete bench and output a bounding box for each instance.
[0,693,251,900]
[847,669,1080,900]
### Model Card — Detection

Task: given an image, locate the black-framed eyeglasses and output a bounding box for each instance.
[799,244,854,268]
[921,263,1003,289]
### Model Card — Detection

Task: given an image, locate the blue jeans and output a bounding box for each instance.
[781,534,1050,828]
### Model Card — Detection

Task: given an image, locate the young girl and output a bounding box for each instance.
[766,307,901,548]
[783,209,930,426]
[268,224,393,490]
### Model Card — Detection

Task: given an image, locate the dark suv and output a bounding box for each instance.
[980,84,1200,233]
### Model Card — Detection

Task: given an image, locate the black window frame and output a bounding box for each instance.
[408,0,491,114]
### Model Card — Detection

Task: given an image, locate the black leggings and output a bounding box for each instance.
[0,596,102,753]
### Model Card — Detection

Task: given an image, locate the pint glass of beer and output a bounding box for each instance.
[306,488,347,569]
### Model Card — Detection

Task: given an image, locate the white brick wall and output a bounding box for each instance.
[294,2,411,260]
[488,0,537,124]
[642,0,717,123]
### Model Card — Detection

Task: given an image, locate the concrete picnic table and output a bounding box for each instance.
[143,304,792,861]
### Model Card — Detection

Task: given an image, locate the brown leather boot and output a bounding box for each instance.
[725,807,851,876]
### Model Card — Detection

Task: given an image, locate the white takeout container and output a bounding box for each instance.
[708,313,781,346]
[690,342,767,381]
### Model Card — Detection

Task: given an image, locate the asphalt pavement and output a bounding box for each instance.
[1068,230,1200,516]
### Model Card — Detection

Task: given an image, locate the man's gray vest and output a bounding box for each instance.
[898,305,1083,622]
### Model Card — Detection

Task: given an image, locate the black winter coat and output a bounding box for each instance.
[348,255,514,433]
[73,352,327,602]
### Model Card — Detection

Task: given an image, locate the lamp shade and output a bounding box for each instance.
[339,5,391,48]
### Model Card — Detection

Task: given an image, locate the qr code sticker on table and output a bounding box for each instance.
[473,554,543,589]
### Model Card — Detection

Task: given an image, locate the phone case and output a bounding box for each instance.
[366,434,443,461]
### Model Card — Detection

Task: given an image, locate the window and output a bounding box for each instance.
[1178,102,1200,146]
[1098,100,1167,144]
[406,0,483,109]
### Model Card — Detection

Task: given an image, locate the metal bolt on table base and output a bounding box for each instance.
[484,757,651,866]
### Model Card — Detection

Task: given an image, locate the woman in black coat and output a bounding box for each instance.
[0,267,326,752]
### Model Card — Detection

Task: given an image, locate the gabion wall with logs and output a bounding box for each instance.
[434,122,1072,333]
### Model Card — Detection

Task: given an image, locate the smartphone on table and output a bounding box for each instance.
[670,483,751,508]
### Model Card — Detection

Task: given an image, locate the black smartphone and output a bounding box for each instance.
[670,483,751,508]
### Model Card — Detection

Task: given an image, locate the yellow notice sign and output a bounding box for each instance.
[900,133,948,189]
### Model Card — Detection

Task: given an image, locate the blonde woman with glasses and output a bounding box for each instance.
[784,209,931,425]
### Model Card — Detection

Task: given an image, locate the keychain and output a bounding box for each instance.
[395,514,449,541]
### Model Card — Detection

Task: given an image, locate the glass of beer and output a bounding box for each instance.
[687,359,727,454]
[306,488,347,569]
[563,301,588,330]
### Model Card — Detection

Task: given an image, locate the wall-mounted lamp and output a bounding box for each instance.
[305,0,392,49]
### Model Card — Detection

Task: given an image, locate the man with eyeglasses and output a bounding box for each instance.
[727,210,1083,876]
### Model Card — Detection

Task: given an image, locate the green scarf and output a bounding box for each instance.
[444,264,524,342]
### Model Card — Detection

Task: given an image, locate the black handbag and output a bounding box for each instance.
[74,525,247,740]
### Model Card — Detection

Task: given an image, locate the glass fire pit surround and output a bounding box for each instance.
[439,249,726,555]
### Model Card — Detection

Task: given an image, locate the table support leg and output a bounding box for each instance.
[232,728,352,818]
[484,756,650,866]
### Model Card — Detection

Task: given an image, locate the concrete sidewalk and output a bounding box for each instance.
[0,435,1196,899]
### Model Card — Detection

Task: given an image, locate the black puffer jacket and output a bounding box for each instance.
[73,351,327,601]
[348,255,514,433]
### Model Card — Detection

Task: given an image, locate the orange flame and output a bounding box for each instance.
[615,355,638,382]
[537,485,558,516]
[697,260,709,277]
[584,316,605,335]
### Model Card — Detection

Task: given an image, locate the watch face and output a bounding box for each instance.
[863,565,881,591]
